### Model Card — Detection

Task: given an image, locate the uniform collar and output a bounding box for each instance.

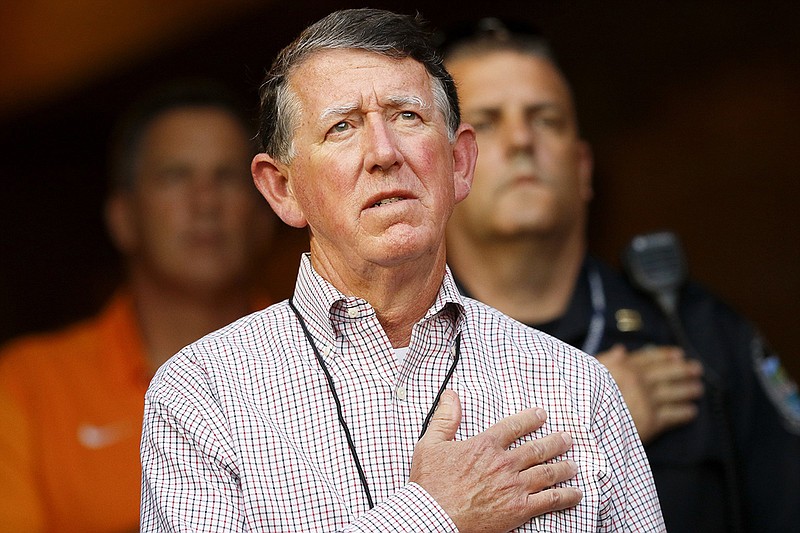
[450,256,595,349]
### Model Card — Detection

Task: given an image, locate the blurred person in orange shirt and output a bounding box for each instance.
[0,80,275,532]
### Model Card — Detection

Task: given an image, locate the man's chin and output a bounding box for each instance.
[173,264,248,293]
[367,236,444,271]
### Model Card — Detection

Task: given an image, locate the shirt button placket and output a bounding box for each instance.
[395,385,407,401]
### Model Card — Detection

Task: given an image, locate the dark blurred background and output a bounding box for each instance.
[1,0,798,378]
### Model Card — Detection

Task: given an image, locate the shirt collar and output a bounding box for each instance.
[430,264,466,322]
[291,253,465,340]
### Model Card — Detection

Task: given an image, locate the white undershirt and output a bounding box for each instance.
[394,346,409,365]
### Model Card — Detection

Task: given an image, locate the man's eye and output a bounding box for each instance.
[400,111,419,120]
[331,121,350,133]
[216,168,249,186]
[157,168,189,185]
[472,120,494,132]
[532,114,564,130]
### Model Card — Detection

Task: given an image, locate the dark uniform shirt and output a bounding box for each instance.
[453,255,800,532]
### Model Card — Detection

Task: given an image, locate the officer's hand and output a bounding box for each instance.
[409,390,582,533]
[596,344,704,444]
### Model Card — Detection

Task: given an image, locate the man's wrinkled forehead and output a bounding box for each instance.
[451,51,576,113]
[287,49,434,115]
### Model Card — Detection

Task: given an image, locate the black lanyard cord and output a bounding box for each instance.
[419,334,460,440]
[289,298,374,509]
[288,298,461,511]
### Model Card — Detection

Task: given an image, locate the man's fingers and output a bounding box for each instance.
[516,448,582,519]
[482,407,548,448]
[421,390,462,444]
[637,357,704,387]
[595,344,627,365]
[652,379,705,404]
[525,486,584,516]
[514,432,573,469]
[412,404,582,530]
[519,455,579,490]
[633,345,684,360]
[654,360,703,382]
[656,403,699,429]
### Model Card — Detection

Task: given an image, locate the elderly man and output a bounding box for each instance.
[140,9,663,531]
[442,18,800,532]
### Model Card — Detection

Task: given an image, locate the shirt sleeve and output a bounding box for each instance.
[341,483,457,532]
[140,363,246,532]
[591,368,665,531]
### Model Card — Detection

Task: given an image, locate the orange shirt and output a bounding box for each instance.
[0,290,271,532]
[0,291,272,532]
[0,292,150,532]
[0,290,272,532]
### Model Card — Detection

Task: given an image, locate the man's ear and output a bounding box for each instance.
[452,124,477,204]
[251,153,308,228]
[105,192,138,255]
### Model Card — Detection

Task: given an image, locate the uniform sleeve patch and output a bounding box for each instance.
[752,337,800,435]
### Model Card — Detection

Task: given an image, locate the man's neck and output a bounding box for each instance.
[447,230,585,325]
[310,245,447,348]
[129,274,253,371]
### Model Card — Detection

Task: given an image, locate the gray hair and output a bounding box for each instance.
[256,8,460,163]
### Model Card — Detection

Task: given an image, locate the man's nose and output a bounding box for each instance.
[363,117,404,172]
[503,115,534,153]
[190,174,222,212]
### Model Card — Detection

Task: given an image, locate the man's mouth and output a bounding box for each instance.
[372,196,403,208]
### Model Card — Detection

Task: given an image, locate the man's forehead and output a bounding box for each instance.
[289,49,434,109]
[452,54,573,113]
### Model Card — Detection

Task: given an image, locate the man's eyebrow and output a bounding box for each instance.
[386,95,430,109]
[466,102,561,114]
[318,96,430,122]
[525,102,564,113]
[463,106,500,116]
[319,102,359,122]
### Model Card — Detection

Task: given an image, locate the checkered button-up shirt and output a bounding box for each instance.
[141,254,664,531]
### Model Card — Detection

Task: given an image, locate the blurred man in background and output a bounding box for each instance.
[0,80,274,532]
[442,19,800,532]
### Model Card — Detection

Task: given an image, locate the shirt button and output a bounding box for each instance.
[395,386,407,400]
[322,345,332,357]
[347,308,358,319]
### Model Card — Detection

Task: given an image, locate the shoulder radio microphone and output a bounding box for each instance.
[621,230,743,533]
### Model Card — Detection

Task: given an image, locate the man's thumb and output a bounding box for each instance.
[424,390,461,442]
[598,343,627,364]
